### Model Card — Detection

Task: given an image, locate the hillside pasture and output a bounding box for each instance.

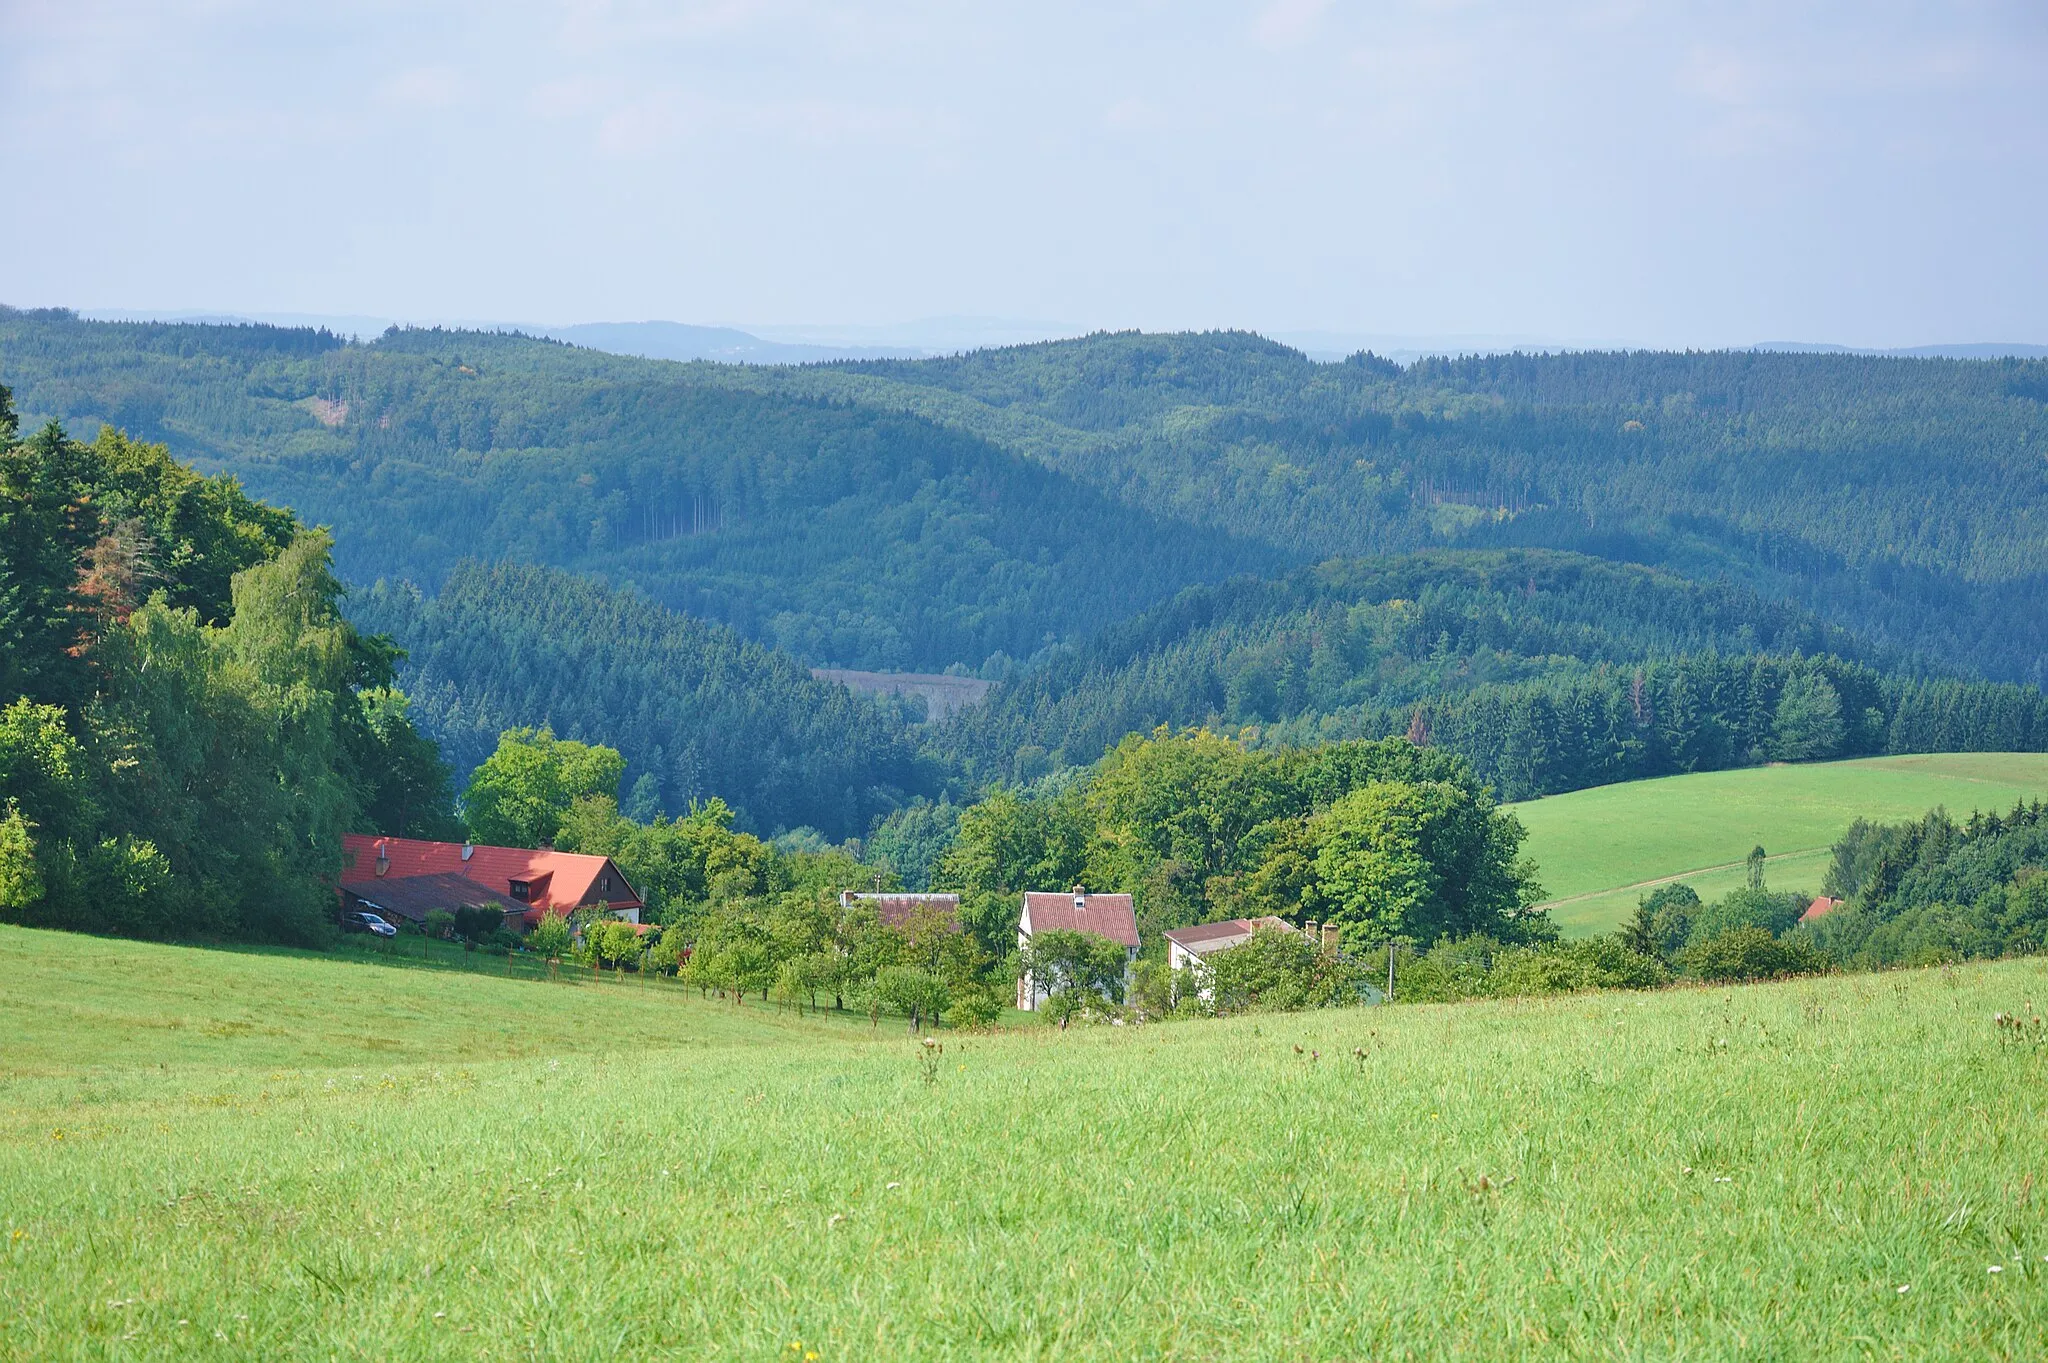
[6,924,2048,1359]
[1512,753,2048,935]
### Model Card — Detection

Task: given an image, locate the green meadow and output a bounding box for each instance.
[7,923,2048,1360]
[1511,753,2048,936]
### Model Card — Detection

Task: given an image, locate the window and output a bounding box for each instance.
[599,875,611,893]
[509,880,531,902]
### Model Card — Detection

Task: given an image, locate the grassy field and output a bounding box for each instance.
[8,925,2048,1359]
[1511,753,2048,936]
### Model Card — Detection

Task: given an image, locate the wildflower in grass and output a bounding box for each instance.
[1897,1285,1911,1294]
[1989,1265,2004,1273]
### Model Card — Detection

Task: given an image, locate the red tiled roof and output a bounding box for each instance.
[839,892,961,928]
[1164,916,1293,955]
[340,835,641,924]
[340,871,528,924]
[1020,891,1139,948]
[1800,896,1842,924]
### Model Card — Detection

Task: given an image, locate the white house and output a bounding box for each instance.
[1164,917,1336,1001]
[1016,885,1140,1010]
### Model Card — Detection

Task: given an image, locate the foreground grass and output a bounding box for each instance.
[1513,752,2048,934]
[7,925,2048,1359]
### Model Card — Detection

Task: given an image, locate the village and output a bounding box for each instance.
[336,830,1348,1017]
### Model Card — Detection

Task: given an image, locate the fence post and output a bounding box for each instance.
[1387,942,1395,1003]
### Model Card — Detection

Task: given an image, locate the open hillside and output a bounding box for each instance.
[5,922,2048,1359]
[1515,752,2048,934]
[8,309,2048,684]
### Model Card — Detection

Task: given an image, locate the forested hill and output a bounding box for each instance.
[7,307,2048,684]
[934,549,2048,800]
[0,309,1284,673]
[349,562,942,839]
[750,334,2048,684]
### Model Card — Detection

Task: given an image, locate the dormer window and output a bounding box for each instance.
[509,880,532,902]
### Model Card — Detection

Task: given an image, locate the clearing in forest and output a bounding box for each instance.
[1511,752,2048,935]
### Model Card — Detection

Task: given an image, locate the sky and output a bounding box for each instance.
[4,0,2045,349]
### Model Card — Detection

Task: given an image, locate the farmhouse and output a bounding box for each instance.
[1016,885,1139,1010]
[1163,916,1297,972]
[338,834,643,930]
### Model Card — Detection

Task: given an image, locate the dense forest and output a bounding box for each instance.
[0,309,1281,673]
[935,549,2048,799]
[7,309,2048,684]
[0,388,458,944]
[350,562,942,839]
[8,307,2048,899]
[779,335,2048,684]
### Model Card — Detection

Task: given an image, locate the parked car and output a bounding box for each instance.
[342,910,398,938]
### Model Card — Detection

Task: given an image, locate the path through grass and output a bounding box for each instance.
[1511,753,2048,935]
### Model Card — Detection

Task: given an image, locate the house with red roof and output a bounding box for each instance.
[1164,916,1333,1003]
[1799,896,1842,924]
[1163,916,1297,972]
[1016,885,1139,1011]
[338,834,642,932]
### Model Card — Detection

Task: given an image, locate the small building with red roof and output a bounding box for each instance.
[1016,885,1140,1011]
[1800,896,1842,924]
[1163,916,1298,973]
[339,834,642,932]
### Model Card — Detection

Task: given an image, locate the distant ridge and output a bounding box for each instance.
[1748,341,2048,360]
[533,320,923,364]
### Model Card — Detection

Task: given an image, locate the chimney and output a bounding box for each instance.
[374,839,389,878]
[1072,883,1086,911]
[1322,922,1340,950]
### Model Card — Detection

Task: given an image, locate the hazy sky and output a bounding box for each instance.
[5,0,2045,347]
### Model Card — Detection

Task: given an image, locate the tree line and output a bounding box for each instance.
[0,391,458,943]
[935,549,2048,801]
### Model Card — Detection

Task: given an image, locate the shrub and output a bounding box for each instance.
[1395,937,1497,1002]
[527,910,572,959]
[1620,883,1700,961]
[423,909,456,940]
[1681,926,1828,982]
[452,905,505,943]
[874,965,949,1031]
[942,985,1007,1030]
[1206,927,1361,1013]
[1130,957,1176,1017]
[586,918,642,970]
[1019,928,1129,1006]
[1687,888,1806,945]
